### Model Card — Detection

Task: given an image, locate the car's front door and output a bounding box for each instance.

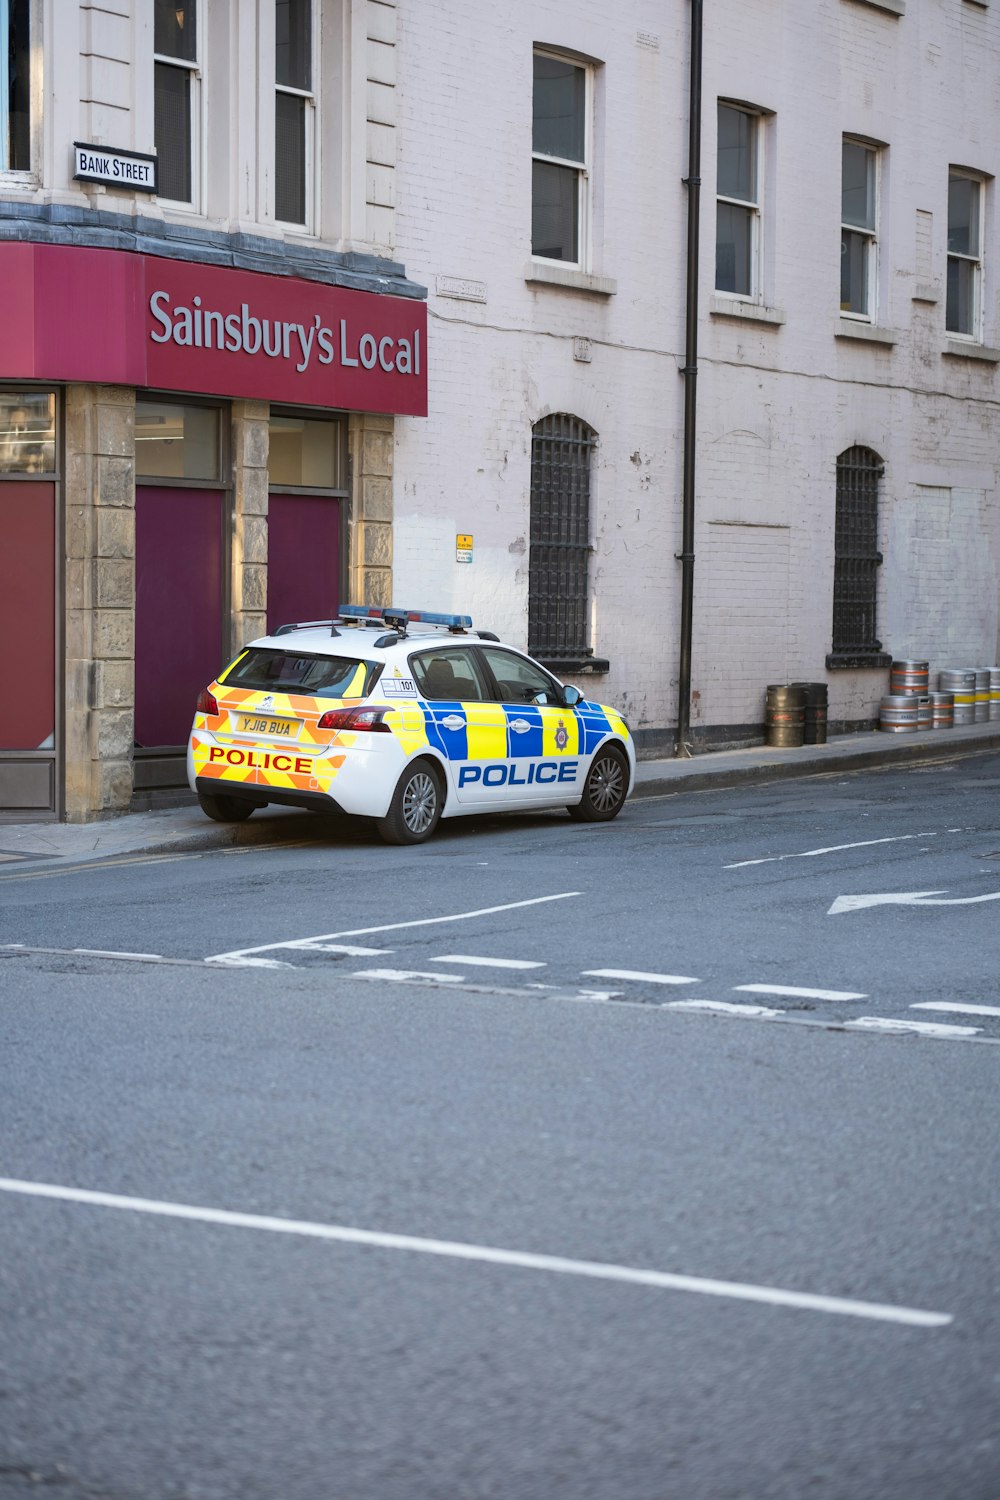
[476,646,584,805]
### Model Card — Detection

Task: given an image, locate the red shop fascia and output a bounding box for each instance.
[0,241,428,415]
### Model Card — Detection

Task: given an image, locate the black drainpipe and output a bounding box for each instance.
[676,0,703,758]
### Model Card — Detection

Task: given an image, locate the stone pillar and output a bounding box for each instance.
[63,385,136,821]
[349,412,394,606]
[231,400,269,648]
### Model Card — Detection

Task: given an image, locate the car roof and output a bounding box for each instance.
[242,624,513,666]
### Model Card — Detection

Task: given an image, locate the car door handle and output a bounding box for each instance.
[509,718,532,733]
[441,714,465,730]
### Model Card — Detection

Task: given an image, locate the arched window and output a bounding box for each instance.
[528,413,596,661]
[830,445,888,666]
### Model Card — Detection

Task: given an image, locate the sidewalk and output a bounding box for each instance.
[2,721,999,870]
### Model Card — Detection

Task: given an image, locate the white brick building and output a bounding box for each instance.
[393,0,1000,754]
[1,0,998,821]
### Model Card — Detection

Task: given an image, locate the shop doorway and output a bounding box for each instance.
[135,486,225,751]
[267,411,347,633]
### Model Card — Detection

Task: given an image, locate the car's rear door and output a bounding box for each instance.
[409,646,508,806]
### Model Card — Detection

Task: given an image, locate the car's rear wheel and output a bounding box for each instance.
[198,791,256,823]
[375,760,443,845]
[568,744,629,822]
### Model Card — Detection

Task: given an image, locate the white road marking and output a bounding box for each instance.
[724,833,940,869]
[353,968,467,984]
[204,891,582,966]
[284,942,391,957]
[0,944,217,969]
[847,1017,981,1038]
[910,1002,1000,1019]
[581,968,700,986]
[0,1177,952,1328]
[434,955,546,970]
[830,888,1000,914]
[575,988,626,1001]
[666,1000,782,1019]
[735,984,867,1002]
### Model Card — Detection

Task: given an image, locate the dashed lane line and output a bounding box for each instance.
[735,984,868,1002]
[433,955,547,970]
[581,968,700,986]
[666,1000,782,1019]
[911,1002,1000,1019]
[0,1177,952,1328]
[355,968,467,985]
[847,1017,981,1039]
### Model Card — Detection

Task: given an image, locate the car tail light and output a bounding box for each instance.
[317,706,391,733]
[196,689,219,715]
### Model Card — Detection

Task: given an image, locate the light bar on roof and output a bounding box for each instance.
[339,604,473,629]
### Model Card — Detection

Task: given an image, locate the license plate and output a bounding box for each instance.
[239,715,301,738]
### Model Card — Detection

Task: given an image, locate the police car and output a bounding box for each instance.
[188,606,635,844]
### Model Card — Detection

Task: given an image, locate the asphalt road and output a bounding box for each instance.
[1,753,999,1498]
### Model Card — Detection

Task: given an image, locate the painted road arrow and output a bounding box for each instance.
[829,889,1000,915]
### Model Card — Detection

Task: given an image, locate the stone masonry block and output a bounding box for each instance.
[65,659,95,712]
[237,470,270,516]
[65,497,93,560]
[93,708,133,760]
[96,558,134,608]
[97,455,134,507]
[95,609,134,659]
[361,475,393,522]
[361,429,393,476]
[96,402,134,458]
[242,514,269,565]
[363,523,392,567]
[96,660,134,709]
[66,559,94,613]
[242,565,266,612]
[97,761,134,813]
[96,506,134,559]
[363,571,391,607]
[240,420,269,470]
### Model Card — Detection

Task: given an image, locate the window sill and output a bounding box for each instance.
[709,296,785,327]
[827,651,893,670]
[912,282,939,304]
[842,0,905,14]
[836,319,898,346]
[539,656,610,676]
[942,340,1000,363]
[525,263,617,297]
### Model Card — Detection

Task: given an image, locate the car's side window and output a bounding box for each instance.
[480,647,561,705]
[411,648,488,702]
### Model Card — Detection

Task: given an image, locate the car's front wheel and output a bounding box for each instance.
[198,791,256,823]
[375,760,443,845]
[567,744,629,822]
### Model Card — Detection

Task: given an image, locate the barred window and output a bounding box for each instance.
[528,413,595,661]
[829,445,889,668]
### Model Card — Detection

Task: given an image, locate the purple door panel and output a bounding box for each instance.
[0,482,55,750]
[267,493,341,636]
[135,486,224,748]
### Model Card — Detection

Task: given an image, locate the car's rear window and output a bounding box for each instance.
[220,649,379,699]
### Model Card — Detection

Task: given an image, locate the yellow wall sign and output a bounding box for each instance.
[456,533,473,563]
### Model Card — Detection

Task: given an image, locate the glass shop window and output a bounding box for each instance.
[135,401,221,481]
[0,391,55,474]
[268,413,345,489]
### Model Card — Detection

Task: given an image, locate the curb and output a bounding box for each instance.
[632,729,1000,800]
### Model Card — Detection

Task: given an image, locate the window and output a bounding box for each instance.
[841,140,878,318]
[154,0,199,205]
[411,649,488,703]
[532,52,589,265]
[135,401,220,481]
[275,0,313,226]
[221,649,376,699]
[1,0,30,172]
[528,414,596,661]
[479,647,562,706]
[0,392,55,474]
[716,104,760,297]
[830,446,886,666]
[947,171,983,338]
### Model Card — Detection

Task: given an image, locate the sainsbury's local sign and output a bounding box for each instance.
[0,243,428,417]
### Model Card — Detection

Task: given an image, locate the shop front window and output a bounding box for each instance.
[135,401,220,481]
[0,392,55,474]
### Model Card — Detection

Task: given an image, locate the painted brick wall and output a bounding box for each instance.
[393,0,1000,746]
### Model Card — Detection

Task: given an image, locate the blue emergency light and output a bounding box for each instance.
[338,604,473,634]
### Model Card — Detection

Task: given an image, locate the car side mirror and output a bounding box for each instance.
[562,684,583,707]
